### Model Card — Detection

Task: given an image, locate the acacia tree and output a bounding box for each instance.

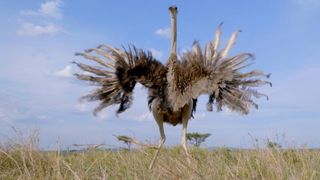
[115,135,135,150]
[186,132,211,147]
[266,138,282,149]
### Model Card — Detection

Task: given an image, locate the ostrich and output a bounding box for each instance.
[74,6,271,169]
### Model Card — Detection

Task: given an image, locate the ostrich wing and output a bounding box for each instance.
[74,45,166,115]
[167,25,271,114]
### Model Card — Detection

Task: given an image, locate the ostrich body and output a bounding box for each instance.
[74,6,271,169]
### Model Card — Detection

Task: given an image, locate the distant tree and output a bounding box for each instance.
[115,135,135,149]
[186,132,211,147]
[266,138,282,149]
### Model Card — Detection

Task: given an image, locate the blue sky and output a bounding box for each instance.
[0,0,320,149]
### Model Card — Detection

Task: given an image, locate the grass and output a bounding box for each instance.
[1,136,320,180]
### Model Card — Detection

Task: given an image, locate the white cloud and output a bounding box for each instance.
[21,0,63,19]
[18,0,63,37]
[76,102,88,112]
[39,0,63,19]
[20,10,40,16]
[149,48,163,59]
[296,0,320,5]
[37,115,49,120]
[131,112,153,122]
[96,110,110,122]
[54,65,73,78]
[294,0,320,10]
[155,27,171,38]
[17,22,61,37]
[0,110,4,119]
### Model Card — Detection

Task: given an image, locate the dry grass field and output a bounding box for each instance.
[1,135,320,180]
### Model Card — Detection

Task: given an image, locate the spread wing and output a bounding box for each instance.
[167,24,271,114]
[74,45,166,115]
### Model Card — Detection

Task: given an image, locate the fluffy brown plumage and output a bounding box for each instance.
[74,46,168,115]
[74,29,270,120]
[74,5,271,169]
[167,40,271,113]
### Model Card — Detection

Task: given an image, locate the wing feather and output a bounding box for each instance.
[167,25,271,114]
[75,45,166,115]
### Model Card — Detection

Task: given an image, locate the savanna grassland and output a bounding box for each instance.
[1,136,320,180]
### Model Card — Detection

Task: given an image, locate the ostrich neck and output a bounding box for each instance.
[166,7,183,111]
[167,7,178,69]
[170,15,177,56]
[166,13,180,106]
[166,7,179,83]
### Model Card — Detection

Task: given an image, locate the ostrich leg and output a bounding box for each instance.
[181,102,193,164]
[181,119,189,157]
[149,110,166,169]
[181,117,191,164]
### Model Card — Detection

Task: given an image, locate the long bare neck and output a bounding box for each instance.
[169,6,177,56]
[170,14,177,55]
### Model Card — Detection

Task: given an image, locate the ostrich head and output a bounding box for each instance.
[169,6,177,56]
